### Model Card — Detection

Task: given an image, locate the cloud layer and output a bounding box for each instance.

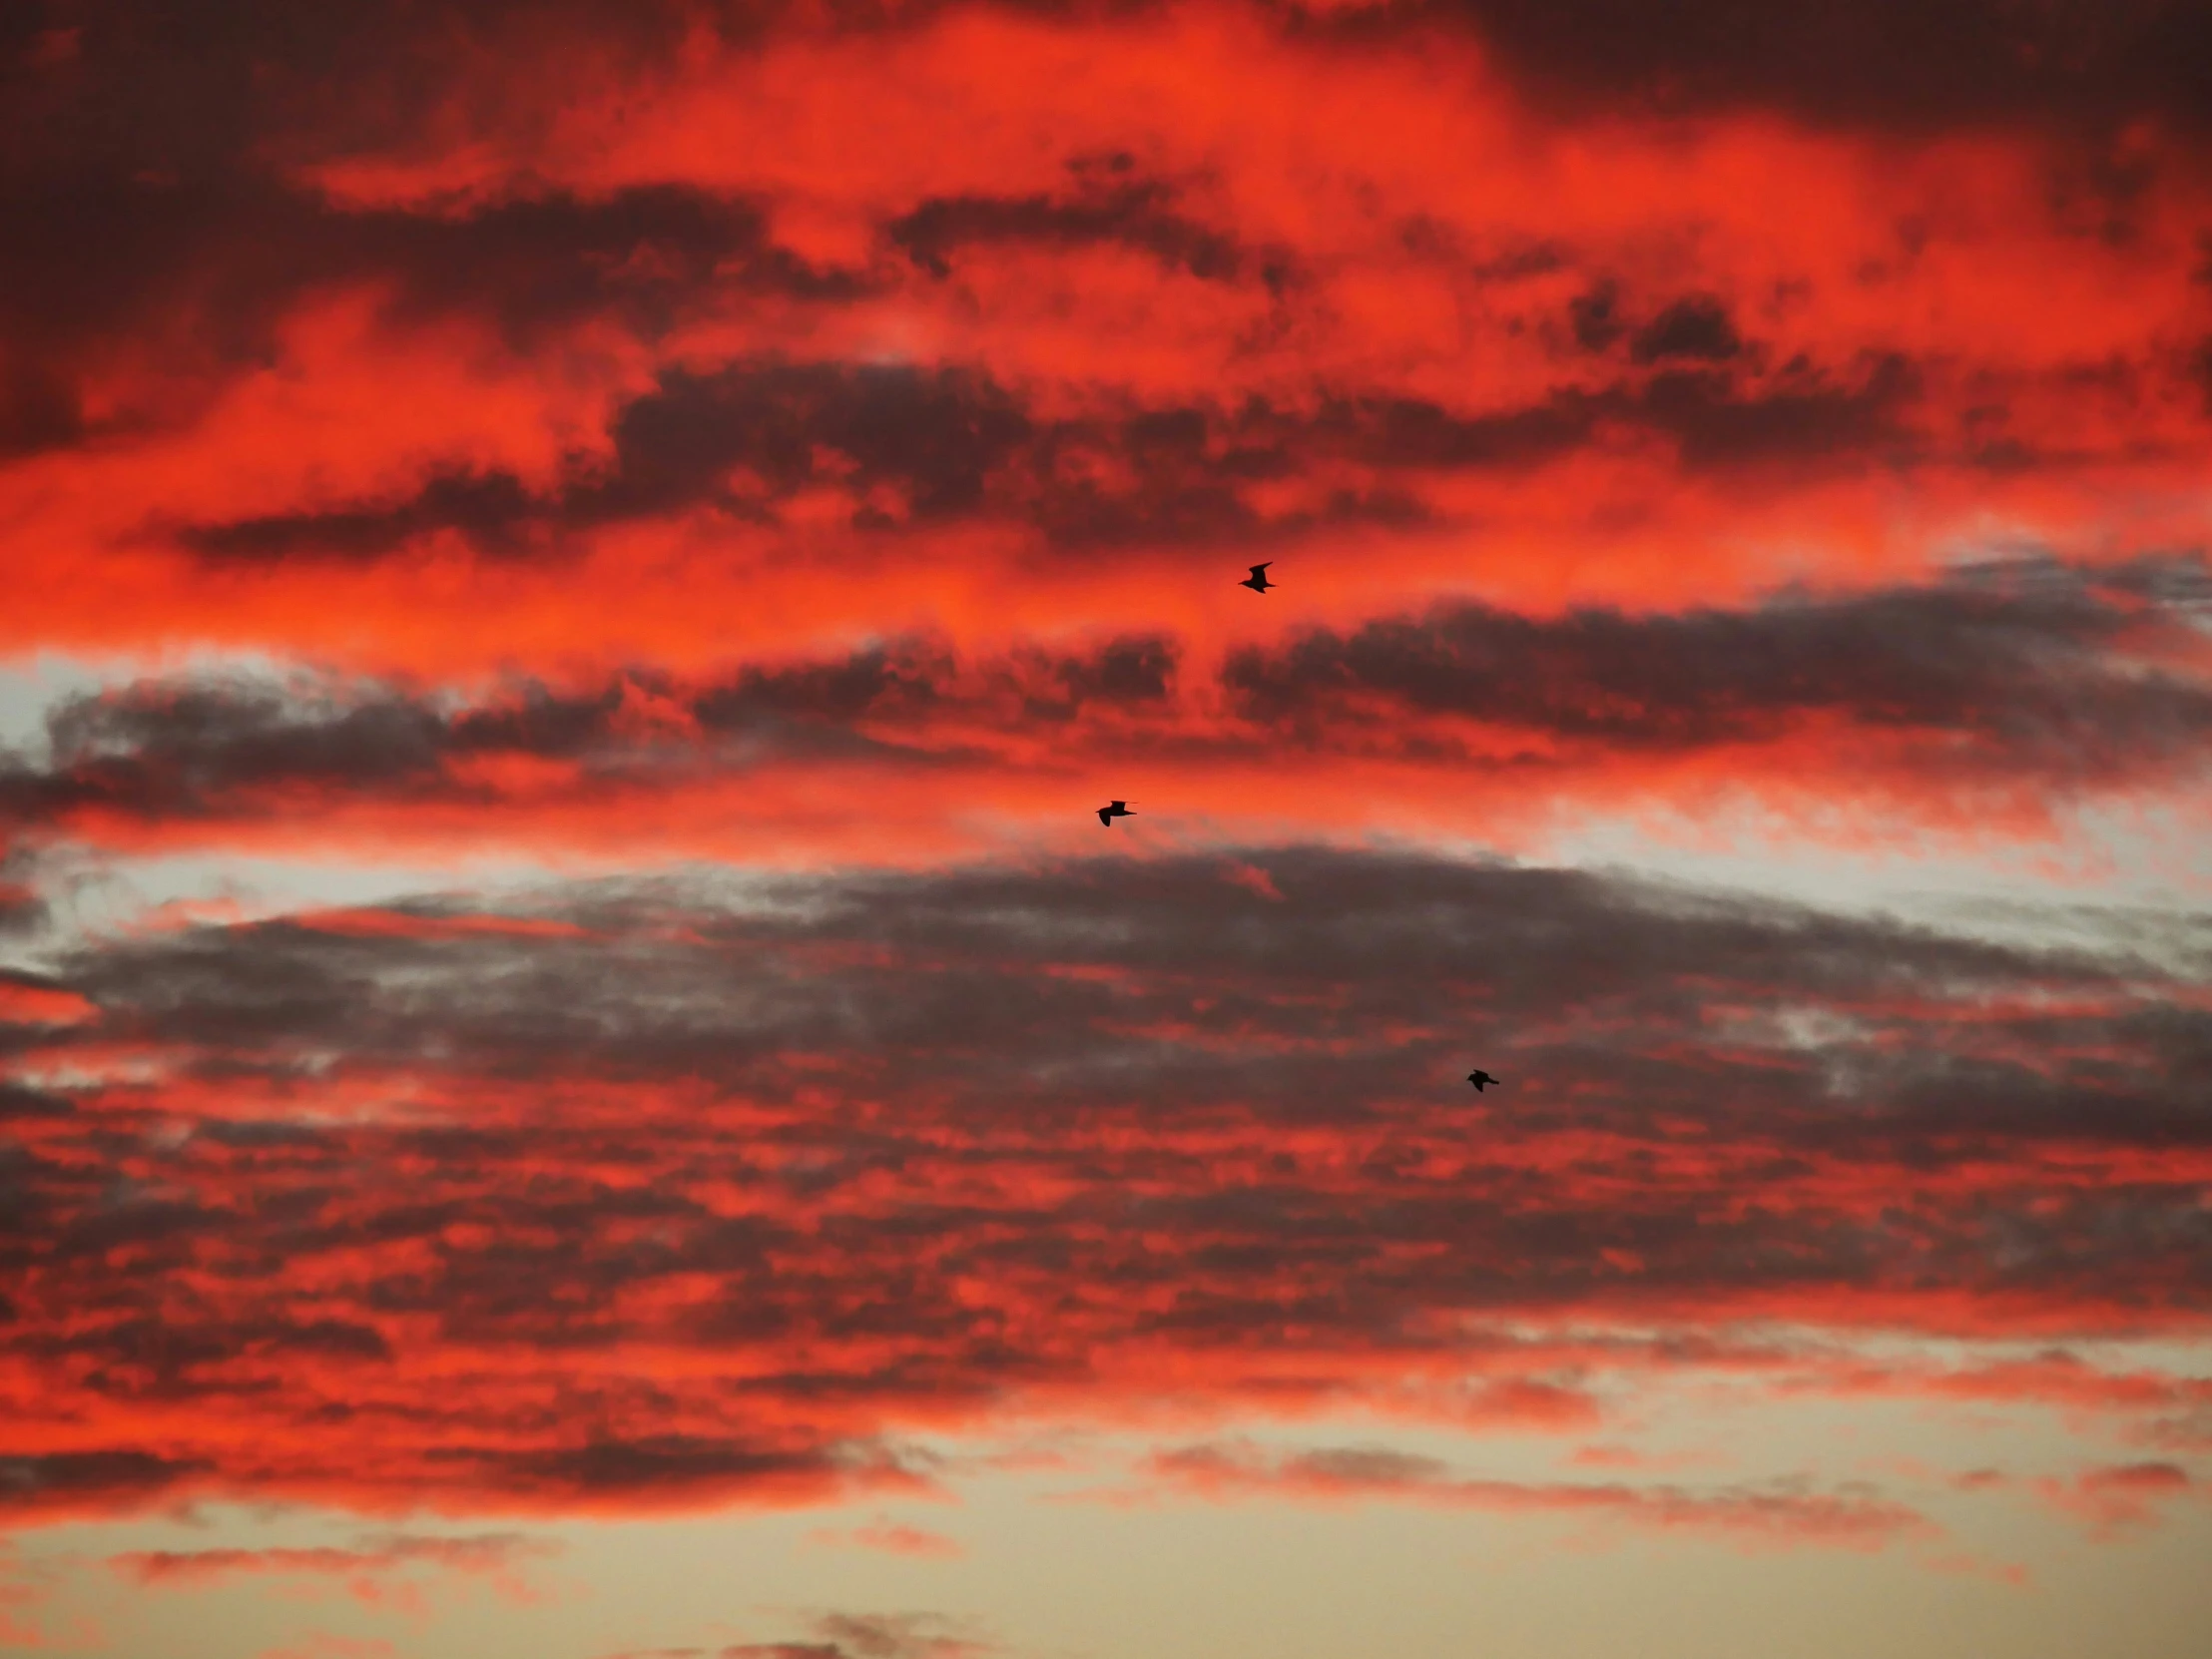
[2,847,2205,1520]
[3,555,2205,866]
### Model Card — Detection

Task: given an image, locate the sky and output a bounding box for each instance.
[2,2,2211,1656]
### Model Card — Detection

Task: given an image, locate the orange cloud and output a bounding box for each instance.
[2035,1461,2199,1538]
[809,1522,965,1560]
[109,1532,562,1610]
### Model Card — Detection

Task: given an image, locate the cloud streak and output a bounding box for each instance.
[1141,1439,1935,1550]
[109,1532,562,1609]
[3,556,2205,865]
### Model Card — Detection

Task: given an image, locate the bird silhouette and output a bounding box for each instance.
[1097,800,1132,827]
[1239,562,1273,593]
[1466,1070,1498,1091]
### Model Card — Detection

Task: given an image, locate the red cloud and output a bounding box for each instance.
[4,556,2207,870]
[4,0,2211,1597]
[0,847,2203,1525]
[3,5,2208,688]
[108,1532,562,1610]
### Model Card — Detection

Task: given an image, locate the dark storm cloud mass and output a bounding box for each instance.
[1,843,2206,1515]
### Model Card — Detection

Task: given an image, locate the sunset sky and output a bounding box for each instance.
[4,3,2212,1656]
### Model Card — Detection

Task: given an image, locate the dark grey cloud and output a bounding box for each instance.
[1633,355,1919,468]
[0,631,1181,830]
[167,342,1940,561]
[182,468,546,563]
[1629,296,1744,363]
[0,170,863,463]
[1223,551,2212,778]
[169,361,1434,561]
[722,1612,988,1659]
[0,1450,202,1514]
[888,160,1276,286]
[0,880,45,936]
[1363,0,2212,135]
[1569,281,1624,351]
[3,556,2205,837]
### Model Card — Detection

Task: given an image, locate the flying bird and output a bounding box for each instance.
[1467,1070,1498,1091]
[1097,800,1132,827]
[1239,562,1273,593]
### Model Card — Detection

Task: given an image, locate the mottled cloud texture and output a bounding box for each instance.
[4,0,2210,1655]
[4,849,2206,1522]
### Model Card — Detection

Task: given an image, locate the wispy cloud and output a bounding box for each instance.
[109,1532,563,1610]
[1135,1439,1935,1551]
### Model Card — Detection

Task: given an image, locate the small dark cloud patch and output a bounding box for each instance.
[182,468,544,563]
[723,1612,988,1659]
[496,1437,849,1501]
[1630,296,1743,363]
[888,177,1264,285]
[0,1450,201,1514]
[1634,354,1917,467]
[1569,281,1623,350]
[593,362,1030,527]
[1328,393,1599,471]
[0,879,47,935]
